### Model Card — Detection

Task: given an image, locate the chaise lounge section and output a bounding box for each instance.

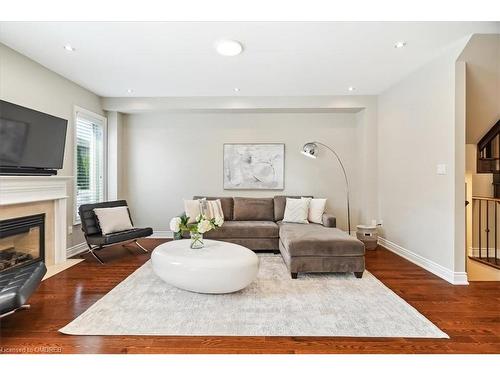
[279,223,365,279]
[188,196,365,278]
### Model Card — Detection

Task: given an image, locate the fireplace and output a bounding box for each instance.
[0,213,45,273]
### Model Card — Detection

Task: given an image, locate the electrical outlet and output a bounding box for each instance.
[67,226,73,235]
[378,219,383,226]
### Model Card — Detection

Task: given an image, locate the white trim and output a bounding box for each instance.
[0,176,70,205]
[73,106,108,225]
[452,272,469,285]
[54,197,67,264]
[378,237,469,285]
[66,242,87,258]
[150,231,174,239]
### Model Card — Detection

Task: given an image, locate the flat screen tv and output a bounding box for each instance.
[0,100,68,175]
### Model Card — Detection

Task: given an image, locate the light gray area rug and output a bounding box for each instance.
[60,255,448,338]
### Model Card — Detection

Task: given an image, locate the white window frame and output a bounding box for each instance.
[73,106,107,225]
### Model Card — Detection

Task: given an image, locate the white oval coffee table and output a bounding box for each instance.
[151,239,259,294]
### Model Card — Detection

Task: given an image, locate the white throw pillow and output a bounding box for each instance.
[283,198,310,224]
[200,199,224,222]
[93,206,134,235]
[184,199,205,223]
[305,198,327,224]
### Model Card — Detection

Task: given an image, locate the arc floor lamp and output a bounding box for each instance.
[301,142,351,235]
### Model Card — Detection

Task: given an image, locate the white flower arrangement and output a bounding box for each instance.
[169,217,182,233]
[170,213,224,239]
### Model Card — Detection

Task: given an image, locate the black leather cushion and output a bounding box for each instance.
[0,261,46,315]
[86,227,153,246]
[79,200,129,236]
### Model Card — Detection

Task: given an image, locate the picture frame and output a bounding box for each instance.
[223,143,285,190]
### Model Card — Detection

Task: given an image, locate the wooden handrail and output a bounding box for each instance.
[477,119,500,150]
[472,196,500,203]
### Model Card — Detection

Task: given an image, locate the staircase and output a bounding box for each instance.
[477,119,500,198]
[472,119,500,269]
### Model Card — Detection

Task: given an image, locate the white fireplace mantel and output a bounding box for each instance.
[0,176,71,205]
[0,175,73,265]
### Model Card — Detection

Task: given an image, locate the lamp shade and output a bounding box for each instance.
[301,142,318,158]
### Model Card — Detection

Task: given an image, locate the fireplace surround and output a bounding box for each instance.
[0,176,71,269]
[0,213,45,273]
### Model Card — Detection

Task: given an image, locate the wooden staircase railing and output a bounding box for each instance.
[471,196,500,269]
[477,119,500,198]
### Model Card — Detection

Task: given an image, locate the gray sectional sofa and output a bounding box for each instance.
[190,196,365,279]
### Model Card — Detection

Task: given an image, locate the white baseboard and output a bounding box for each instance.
[378,237,469,285]
[452,272,469,285]
[66,242,87,258]
[150,231,173,239]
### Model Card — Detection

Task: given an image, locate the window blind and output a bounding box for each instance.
[75,111,105,222]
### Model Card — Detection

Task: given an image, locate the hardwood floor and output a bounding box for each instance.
[0,239,499,354]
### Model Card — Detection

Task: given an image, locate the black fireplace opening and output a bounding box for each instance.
[0,213,45,273]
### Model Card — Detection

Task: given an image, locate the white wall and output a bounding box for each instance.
[460,34,500,144]
[107,111,125,200]
[0,43,105,247]
[377,40,469,284]
[122,111,369,232]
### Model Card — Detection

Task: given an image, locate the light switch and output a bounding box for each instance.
[436,164,447,175]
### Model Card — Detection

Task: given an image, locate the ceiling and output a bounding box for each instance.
[0,22,498,97]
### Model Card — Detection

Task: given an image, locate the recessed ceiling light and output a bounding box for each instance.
[215,40,243,56]
[234,88,240,92]
[394,41,407,49]
[348,86,356,92]
[63,44,75,52]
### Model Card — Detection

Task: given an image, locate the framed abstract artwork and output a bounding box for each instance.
[223,143,285,190]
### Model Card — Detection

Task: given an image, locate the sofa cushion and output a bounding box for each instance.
[79,200,128,236]
[203,221,279,239]
[283,198,310,224]
[233,197,274,221]
[273,195,313,221]
[279,223,365,257]
[93,206,134,234]
[307,198,327,224]
[215,238,279,251]
[184,199,204,223]
[200,199,224,221]
[193,196,233,221]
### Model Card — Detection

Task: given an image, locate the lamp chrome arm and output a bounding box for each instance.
[307,141,351,234]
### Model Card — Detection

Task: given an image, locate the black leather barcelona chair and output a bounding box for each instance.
[79,200,153,264]
[0,261,46,318]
